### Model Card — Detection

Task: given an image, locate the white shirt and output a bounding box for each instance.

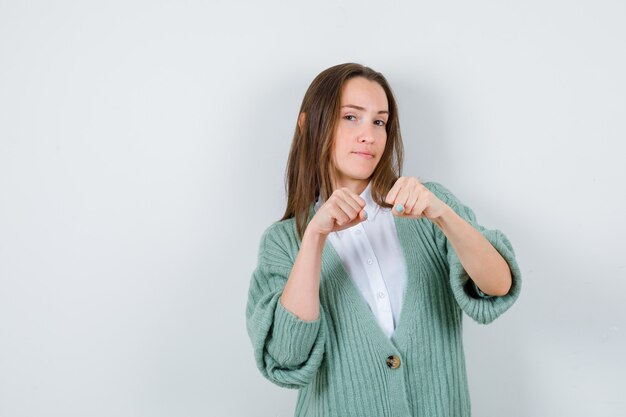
[314,182,408,339]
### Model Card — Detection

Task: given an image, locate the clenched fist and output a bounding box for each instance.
[308,188,368,236]
[385,177,449,220]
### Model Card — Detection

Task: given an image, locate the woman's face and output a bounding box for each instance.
[331,76,389,192]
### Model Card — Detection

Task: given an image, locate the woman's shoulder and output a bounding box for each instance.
[260,217,297,240]
[256,217,301,265]
[420,180,455,204]
[421,180,481,225]
[422,180,454,196]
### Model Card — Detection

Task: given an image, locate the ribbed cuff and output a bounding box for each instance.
[449,228,522,324]
[266,298,322,367]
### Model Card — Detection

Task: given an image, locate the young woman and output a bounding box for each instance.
[246,63,521,417]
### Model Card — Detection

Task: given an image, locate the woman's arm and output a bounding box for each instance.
[281,187,367,321]
[432,206,512,296]
[279,229,326,322]
[385,176,513,297]
[246,224,327,388]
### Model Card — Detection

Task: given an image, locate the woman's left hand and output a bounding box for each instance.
[385,177,450,220]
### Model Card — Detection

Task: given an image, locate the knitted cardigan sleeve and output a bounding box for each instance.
[425,182,522,324]
[246,222,326,389]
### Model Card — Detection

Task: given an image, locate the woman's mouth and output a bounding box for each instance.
[353,152,374,159]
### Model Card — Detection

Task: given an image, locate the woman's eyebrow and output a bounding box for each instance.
[341,104,389,115]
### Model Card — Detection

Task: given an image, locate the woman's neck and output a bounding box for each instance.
[332,178,369,196]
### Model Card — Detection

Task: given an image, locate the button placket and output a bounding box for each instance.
[354,230,395,337]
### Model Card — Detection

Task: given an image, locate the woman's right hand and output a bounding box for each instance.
[307,188,368,236]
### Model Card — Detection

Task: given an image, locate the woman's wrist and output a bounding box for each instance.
[303,226,328,245]
[431,205,457,231]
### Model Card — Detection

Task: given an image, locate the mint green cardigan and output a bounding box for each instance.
[246,182,521,417]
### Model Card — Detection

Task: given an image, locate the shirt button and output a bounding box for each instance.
[386,355,401,369]
[367,259,373,265]
[378,291,386,299]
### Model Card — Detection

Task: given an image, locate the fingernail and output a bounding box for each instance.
[396,204,404,213]
[363,210,368,220]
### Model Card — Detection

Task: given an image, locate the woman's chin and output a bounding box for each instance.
[346,172,375,183]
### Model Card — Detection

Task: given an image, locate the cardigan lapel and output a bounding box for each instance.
[321,241,398,351]
[390,216,426,346]
[318,214,425,351]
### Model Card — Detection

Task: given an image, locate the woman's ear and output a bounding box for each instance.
[298,112,306,131]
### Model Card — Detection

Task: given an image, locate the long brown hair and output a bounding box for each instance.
[281,63,404,239]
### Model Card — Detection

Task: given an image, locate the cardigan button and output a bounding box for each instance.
[386,355,401,369]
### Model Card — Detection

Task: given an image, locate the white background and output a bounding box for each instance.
[1,1,624,416]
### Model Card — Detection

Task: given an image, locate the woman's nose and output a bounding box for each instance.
[358,123,375,143]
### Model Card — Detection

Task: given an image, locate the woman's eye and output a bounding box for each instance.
[375,120,387,126]
[344,115,357,121]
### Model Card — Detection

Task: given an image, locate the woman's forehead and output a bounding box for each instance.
[340,77,388,112]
